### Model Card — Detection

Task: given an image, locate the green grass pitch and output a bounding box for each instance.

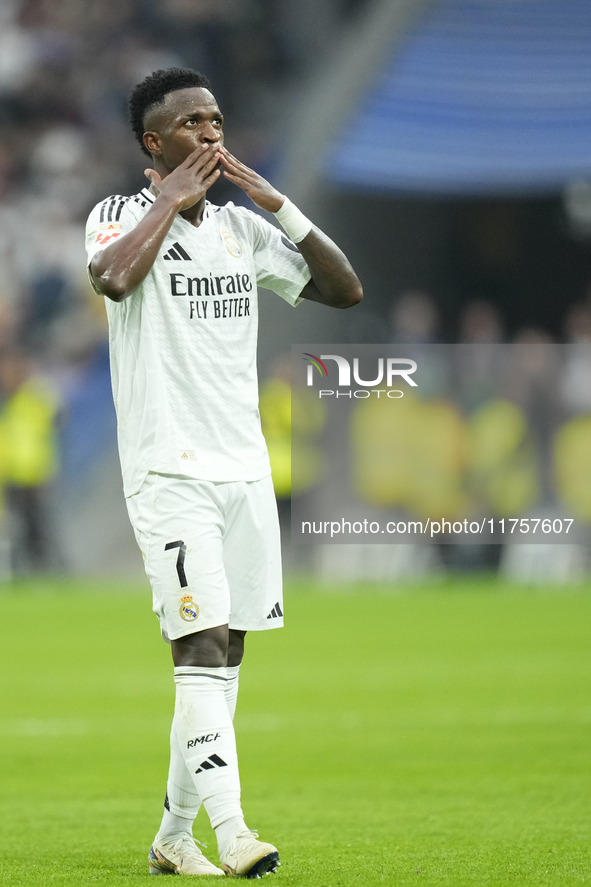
[1,576,590,885]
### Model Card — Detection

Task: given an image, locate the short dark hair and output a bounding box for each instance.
[128,67,212,157]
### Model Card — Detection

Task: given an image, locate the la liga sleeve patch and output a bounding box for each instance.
[95,222,123,245]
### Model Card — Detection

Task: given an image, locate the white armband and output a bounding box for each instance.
[273,197,313,243]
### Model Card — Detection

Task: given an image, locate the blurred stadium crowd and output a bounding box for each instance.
[287,336,591,584]
[1,0,590,579]
[266,290,591,582]
[0,0,361,369]
[0,0,364,575]
[265,290,591,497]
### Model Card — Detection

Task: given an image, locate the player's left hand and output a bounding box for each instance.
[218,147,285,213]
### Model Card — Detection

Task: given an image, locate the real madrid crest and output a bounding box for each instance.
[180,594,199,622]
[221,228,242,258]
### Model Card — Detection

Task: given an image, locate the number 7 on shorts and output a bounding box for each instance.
[165,540,188,588]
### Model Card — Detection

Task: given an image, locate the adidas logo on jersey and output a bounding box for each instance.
[195,754,228,773]
[267,602,283,619]
[163,242,192,261]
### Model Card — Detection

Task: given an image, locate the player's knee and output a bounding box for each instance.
[171,624,229,667]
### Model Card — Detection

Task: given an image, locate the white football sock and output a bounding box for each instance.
[173,666,245,831]
[215,814,247,857]
[156,805,192,841]
[156,664,242,840]
[225,664,240,720]
[155,720,200,839]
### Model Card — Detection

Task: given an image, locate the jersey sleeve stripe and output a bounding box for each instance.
[98,195,124,224]
[107,197,118,222]
[115,198,130,221]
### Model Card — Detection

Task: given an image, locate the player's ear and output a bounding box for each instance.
[143,131,161,156]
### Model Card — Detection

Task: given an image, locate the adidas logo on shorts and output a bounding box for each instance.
[267,602,283,619]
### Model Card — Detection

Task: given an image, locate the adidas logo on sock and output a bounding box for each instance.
[195,753,227,773]
[267,602,283,619]
[163,242,192,261]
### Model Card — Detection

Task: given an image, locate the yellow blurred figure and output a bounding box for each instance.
[351,391,470,519]
[467,398,538,516]
[554,414,591,521]
[259,376,292,499]
[259,356,326,499]
[352,391,538,521]
[0,376,60,487]
[0,350,61,574]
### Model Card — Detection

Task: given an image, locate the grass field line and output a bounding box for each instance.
[2,586,590,885]
[3,703,591,739]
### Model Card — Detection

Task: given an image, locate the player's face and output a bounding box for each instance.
[144,87,224,171]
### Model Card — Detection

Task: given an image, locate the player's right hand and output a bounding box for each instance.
[144,144,222,210]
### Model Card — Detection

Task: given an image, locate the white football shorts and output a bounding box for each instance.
[126,472,284,641]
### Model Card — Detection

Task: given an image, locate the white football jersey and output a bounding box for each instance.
[85,188,311,496]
